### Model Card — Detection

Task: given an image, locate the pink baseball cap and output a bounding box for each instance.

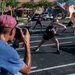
[0,15,18,28]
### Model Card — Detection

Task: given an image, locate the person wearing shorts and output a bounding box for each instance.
[35,19,67,54]
[33,15,43,30]
[26,15,32,26]
[43,26,55,40]
[62,20,75,35]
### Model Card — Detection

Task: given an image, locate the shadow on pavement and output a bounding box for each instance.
[60,45,75,55]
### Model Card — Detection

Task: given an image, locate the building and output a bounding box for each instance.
[18,0,55,3]
[17,0,55,14]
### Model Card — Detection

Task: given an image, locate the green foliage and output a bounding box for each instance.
[22,0,52,8]
[0,0,6,11]
[38,0,52,7]
[22,2,37,8]
[5,0,20,8]
[0,0,20,10]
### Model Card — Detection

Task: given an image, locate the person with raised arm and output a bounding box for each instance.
[34,19,67,54]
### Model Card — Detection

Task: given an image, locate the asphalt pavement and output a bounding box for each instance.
[12,18,75,75]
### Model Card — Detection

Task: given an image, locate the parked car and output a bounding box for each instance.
[41,12,53,20]
[31,13,40,20]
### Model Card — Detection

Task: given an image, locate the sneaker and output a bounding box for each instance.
[35,48,39,52]
[73,33,75,35]
[56,50,61,54]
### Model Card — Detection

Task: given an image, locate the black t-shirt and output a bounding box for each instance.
[43,26,55,39]
[45,26,56,36]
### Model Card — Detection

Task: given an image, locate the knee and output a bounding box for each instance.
[55,39,59,44]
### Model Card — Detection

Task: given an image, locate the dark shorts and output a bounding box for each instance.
[43,33,55,40]
[36,21,41,25]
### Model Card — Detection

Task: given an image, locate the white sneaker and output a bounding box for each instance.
[35,48,39,52]
[74,33,75,35]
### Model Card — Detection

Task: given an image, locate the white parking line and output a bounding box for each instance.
[31,63,75,73]
[30,41,72,48]
[67,73,75,75]
[9,36,75,46]
[31,27,72,32]
[30,36,75,43]
[31,36,42,38]
[16,41,72,50]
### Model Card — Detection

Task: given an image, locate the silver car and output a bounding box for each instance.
[42,13,53,20]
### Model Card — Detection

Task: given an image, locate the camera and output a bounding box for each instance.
[14,27,26,39]
[12,26,30,48]
[14,26,30,39]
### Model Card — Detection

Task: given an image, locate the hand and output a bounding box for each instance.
[64,26,67,30]
[20,28,30,44]
[52,28,56,34]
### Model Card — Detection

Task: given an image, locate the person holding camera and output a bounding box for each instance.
[35,19,67,54]
[0,15,31,75]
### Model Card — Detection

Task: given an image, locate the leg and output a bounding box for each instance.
[40,22,43,31]
[30,21,32,26]
[28,21,32,26]
[51,37,60,54]
[26,22,28,25]
[37,39,46,48]
[33,22,38,30]
[35,39,46,51]
[73,27,75,35]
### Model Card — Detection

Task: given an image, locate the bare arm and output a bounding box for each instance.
[52,28,57,34]
[55,22,67,29]
[20,28,31,74]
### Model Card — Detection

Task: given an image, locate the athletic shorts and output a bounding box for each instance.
[36,21,41,25]
[43,33,55,40]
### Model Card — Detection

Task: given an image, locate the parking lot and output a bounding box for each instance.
[14,18,75,75]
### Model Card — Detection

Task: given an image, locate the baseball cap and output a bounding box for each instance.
[0,15,18,28]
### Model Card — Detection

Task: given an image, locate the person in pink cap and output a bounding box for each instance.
[0,15,31,75]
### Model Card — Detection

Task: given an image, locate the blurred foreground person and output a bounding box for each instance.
[0,15,31,75]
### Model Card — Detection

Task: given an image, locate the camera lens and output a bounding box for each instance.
[15,28,21,39]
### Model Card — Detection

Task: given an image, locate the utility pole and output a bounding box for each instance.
[1,0,3,14]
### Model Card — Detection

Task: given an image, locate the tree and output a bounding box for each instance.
[38,0,52,7]
[4,0,20,16]
[5,0,20,8]
[22,2,38,9]
[22,2,39,14]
